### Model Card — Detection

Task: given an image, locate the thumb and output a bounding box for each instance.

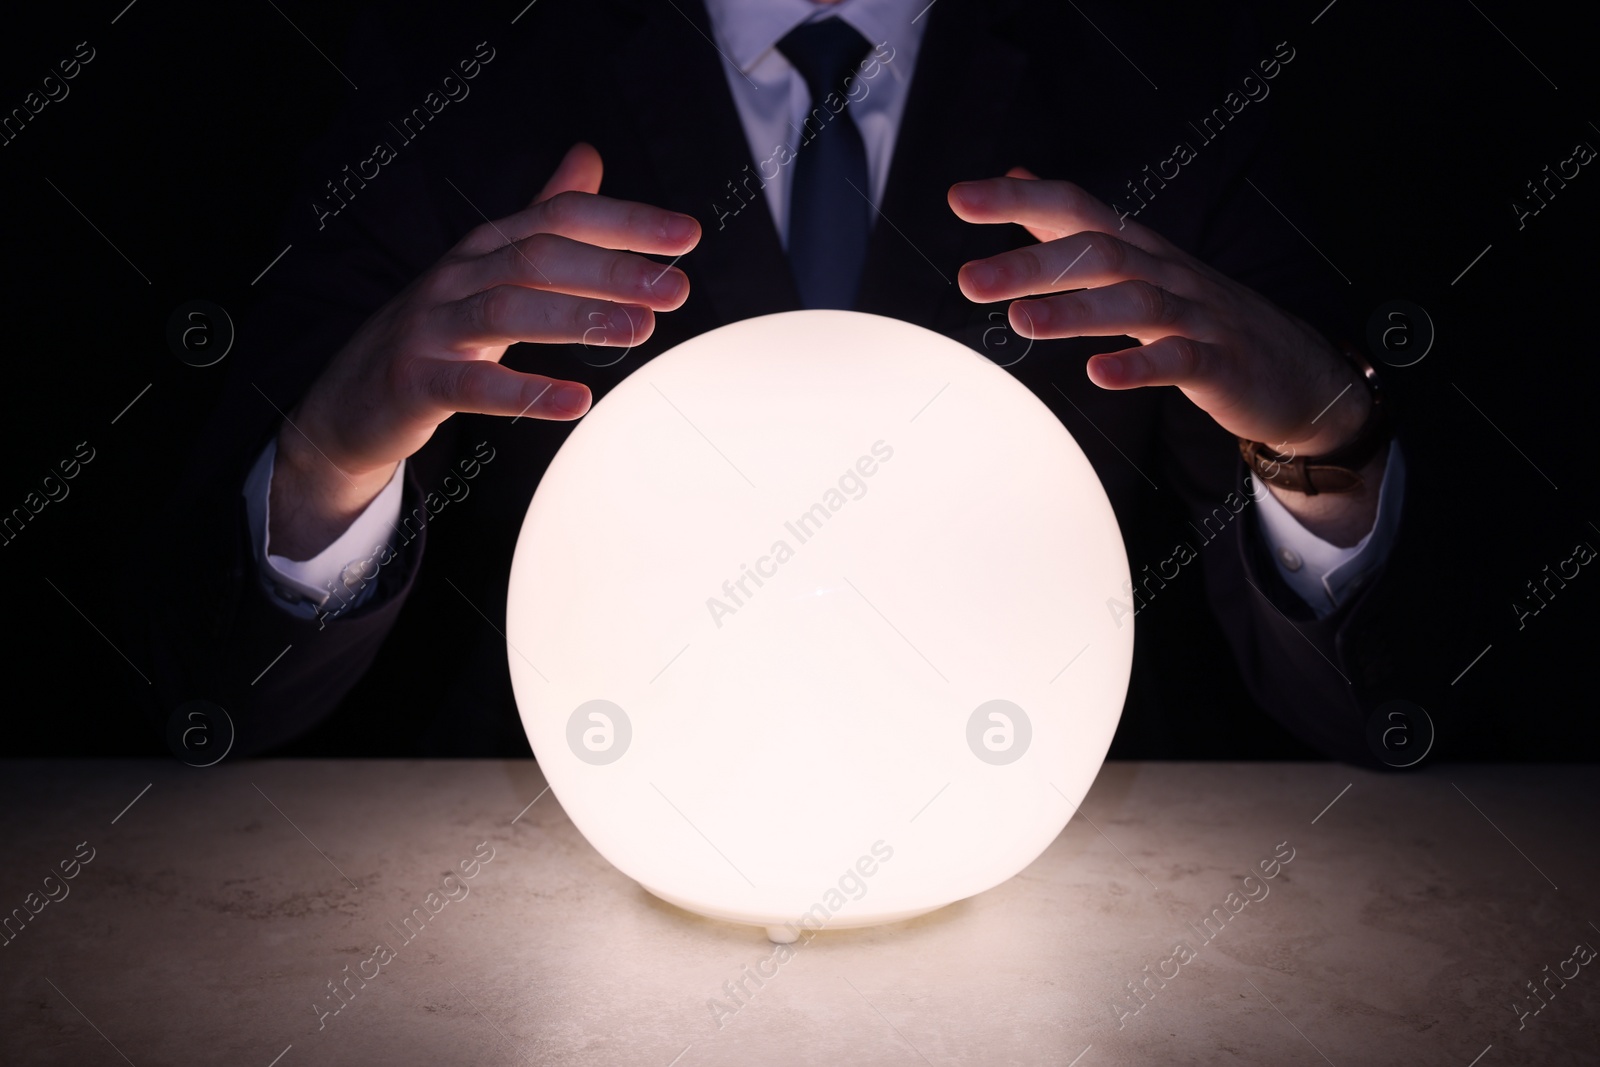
[534,142,604,203]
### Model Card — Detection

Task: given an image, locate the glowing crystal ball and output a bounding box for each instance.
[507,310,1132,941]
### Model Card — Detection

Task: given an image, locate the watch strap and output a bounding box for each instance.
[1238,346,1391,496]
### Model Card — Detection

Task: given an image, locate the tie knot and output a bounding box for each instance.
[776,17,873,103]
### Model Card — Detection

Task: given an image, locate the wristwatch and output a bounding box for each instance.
[1238,345,1392,496]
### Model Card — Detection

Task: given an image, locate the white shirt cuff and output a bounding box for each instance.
[243,438,407,620]
[1249,441,1406,619]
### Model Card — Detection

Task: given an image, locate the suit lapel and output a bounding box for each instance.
[857,0,1031,333]
[603,0,1031,335]
[605,0,801,330]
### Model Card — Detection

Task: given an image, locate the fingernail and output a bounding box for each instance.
[665,215,698,242]
[1089,354,1122,386]
[1015,300,1048,331]
[955,182,985,207]
[553,384,588,414]
[967,261,996,288]
[644,268,683,297]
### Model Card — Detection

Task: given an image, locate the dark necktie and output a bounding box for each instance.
[776,18,873,310]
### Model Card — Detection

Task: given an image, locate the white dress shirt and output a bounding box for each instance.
[245,0,1401,623]
[701,0,928,247]
[243,439,408,617]
[1252,443,1405,616]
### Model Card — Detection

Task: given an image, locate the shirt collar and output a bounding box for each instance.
[703,0,925,77]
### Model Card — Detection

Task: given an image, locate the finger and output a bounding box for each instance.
[459,188,700,259]
[530,189,702,254]
[406,357,592,421]
[535,142,604,203]
[431,284,653,348]
[1000,166,1056,247]
[441,232,689,311]
[1084,335,1223,392]
[456,144,603,257]
[948,176,1175,257]
[958,231,1177,303]
[1009,280,1197,341]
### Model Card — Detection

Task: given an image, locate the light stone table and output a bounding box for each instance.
[1,759,1595,1066]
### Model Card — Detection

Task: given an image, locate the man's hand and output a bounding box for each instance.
[269,143,701,560]
[949,170,1386,546]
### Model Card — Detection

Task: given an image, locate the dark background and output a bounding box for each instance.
[2,0,1594,757]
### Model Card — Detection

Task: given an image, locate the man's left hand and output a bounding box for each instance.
[950,169,1386,545]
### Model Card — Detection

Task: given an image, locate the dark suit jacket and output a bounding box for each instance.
[126,0,1463,765]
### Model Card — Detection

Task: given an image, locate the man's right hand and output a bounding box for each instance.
[267,142,700,560]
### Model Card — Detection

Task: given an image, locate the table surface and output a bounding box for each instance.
[1,759,1595,1066]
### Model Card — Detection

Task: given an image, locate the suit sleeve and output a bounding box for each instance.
[119,11,458,757]
[1147,18,1459,766]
